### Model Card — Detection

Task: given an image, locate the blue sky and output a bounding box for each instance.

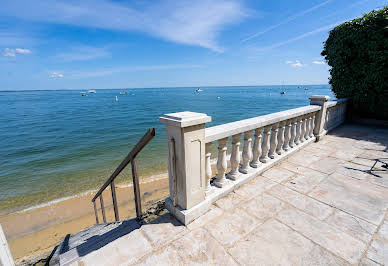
[0,0,385,90]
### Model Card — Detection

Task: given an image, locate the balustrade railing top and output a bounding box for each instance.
[205,105,320,143]
[160,95,348,225]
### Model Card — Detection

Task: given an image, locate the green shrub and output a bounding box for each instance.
[321,6,388,119]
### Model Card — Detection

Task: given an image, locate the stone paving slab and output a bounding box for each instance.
[242,193,284,222]
[309,172,388,225]
[268,184,333,220]
[261,167,295,183]
[228,219,348,266]
[233,176,276,199]
[277,206,366,264]
[366,221,388,265]
[325,209,378,243]
[203,208,258,247]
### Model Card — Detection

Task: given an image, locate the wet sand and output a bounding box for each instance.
[0,175,169,264]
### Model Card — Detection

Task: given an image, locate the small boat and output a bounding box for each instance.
[120,92,128,95]
[115,96,118,101]
[217,96,221,100]
[88,90,96,93]
[304,88,309,90]
[280,91,286,95]
[81,93,87,96]
[195,88,203,93]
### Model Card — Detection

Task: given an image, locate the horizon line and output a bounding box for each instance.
[0,84,330,92]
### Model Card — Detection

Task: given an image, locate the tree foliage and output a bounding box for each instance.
[321,6,388,119]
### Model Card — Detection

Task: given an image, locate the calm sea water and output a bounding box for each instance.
[0,85,334,214]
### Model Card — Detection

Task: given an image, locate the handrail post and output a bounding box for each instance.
[131,157,142,218]
[309,95,330,141]
[100,195,107,223]
[110,181,119,221]
[93,200,99,224]
[160,112,211,224]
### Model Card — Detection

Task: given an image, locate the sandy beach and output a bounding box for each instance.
[0,175,169,264]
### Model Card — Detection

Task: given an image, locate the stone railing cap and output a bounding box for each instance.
[309,95,330,101]
[160,111,211,128]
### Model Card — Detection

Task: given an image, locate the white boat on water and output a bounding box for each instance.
[88,90,96,93]
[195,88,203,93]
[120,92,128,95]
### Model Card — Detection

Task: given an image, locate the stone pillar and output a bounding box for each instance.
[309,95,330,141]
[160,112,211,210]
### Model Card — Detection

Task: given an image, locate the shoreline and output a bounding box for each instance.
[0,174,169,263]
[8,172,169,216]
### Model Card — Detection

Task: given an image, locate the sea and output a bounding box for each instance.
[0,85,334,215]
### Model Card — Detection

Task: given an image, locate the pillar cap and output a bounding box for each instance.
[160,111,211,128]
[309,95,330,102]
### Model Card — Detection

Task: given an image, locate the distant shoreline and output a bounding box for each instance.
[0,84,330,92]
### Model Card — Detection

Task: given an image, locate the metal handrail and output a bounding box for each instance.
[92,128,155,224]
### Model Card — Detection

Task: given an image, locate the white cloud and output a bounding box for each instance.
[15,48,31,54]
[56,46,110,62]
[50,72,64,78]
[2,48,32,57]
[286,60,305,67]
[313,60,326,65]
[255,21,343,52]
[242,0,333,42]
[2,0,248,52]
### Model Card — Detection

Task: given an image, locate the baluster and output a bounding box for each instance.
[304,115,309,140]
[260,125,271,163]
[93,200,99,224]
[228,134,242,180]
[250,128,262,168]
[289,118,297,148]
[205,142,212,191]
[294,117,301,145]
[100,195,107,223]
[325,109,330,130]
[269,123,279,158]
[214,138,228,188]
[283,119,292,151]
[239,131,253,174]
[111,181,119,221]
[310,114,315,137]
[276,121,285,155]
[299,116,306,143]
[305,114,311,139]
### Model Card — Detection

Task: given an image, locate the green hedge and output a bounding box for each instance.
[321,6,388,120]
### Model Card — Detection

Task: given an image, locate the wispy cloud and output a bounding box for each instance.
[2,0,248,52]
[285,60,305,67]
[312,60,326,65]
[68,64,203,79]
[56,46,111,62]
[242,0,333,42]
[255,21,342,52]
[2,48,32,57]
[50,72,64,78]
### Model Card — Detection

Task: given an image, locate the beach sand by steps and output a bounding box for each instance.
[0,176,169,264]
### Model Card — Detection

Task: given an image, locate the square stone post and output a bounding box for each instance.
[309,95,330,141]
[160,112,211,224]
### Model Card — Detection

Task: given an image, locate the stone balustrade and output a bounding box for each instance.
[160,95,347,224]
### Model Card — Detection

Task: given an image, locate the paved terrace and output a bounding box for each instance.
[68,123,387,265]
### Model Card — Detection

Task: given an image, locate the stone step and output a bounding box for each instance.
[49,219,140,266]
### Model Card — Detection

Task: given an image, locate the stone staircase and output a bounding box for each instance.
[49,219,140,265]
